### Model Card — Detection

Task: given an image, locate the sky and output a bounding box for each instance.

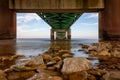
[17,13,98,39]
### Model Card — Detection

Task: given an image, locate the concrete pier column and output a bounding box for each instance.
[0,0,16,39]
[50,29,54,40]
[67,29,71,39]
[99,0,120,41]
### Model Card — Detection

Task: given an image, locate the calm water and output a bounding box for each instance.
[0,38,98,57]
[0,38,99,68]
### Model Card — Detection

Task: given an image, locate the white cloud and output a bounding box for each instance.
[85,13,98,19]
[17,13,41,23]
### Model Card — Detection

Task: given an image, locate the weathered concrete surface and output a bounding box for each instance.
[9,0,104,12]
[0,0,16,39]
[99,0,120,41]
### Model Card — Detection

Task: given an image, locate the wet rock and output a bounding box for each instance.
[78,49,84,51]
[61,57,92,74]
[0,70,7,80]
[100,71,120,80]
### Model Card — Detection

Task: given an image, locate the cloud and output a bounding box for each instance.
[85,13,98,19]
[17,13,41,23]
[80,22,98,26]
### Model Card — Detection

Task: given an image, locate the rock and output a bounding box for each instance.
[25,55,44,66]
[36,64,47,70]
[59,50,70,53]
[43,70,60,76]
[12,54,25,59]
[10,65,36,72]
[98,50,111,57]
[0,70,7,80]
[42,54,52,62]
[54,60,63,70]
[48,76,63,80]
[87,74,96,80]
[61,57,92,74]
[111,50,120,57]
[47,66,56,70]
[49,45,61,52]
[27,70,60,80]
[52,56,61,62]
[7,71,35,80]
[87,69,107,77]
[46,60,56,66]
[69,71,88,80]
[88,46,97,51]
[27,72,49,80]
[59,50,70,54]
[53,52,60,57]
[81,44,89,49]
[100,71,120,80]
[4,68,13,73]
[62,53,73,58]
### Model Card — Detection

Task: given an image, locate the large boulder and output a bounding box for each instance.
[100,71,120,80]
[61,57,92,74]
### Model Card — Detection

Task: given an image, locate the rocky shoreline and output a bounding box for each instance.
[0,41,120,80]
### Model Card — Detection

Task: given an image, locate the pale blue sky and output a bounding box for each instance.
[17,13,98,39]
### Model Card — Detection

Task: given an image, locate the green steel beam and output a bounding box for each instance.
[37,13,83,29]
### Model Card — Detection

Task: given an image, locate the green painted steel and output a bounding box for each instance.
[37,13,82,29]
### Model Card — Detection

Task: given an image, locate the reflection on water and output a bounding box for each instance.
[50,40,71,50]
[0,40,16,56]
[0,38,98,57]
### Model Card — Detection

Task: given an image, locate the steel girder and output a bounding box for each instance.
[37,13,82,29]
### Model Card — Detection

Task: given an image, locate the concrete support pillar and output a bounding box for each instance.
[67,29,71,39]
[0,0,16,39]
[50,29,54,40]
[99,0,120,41]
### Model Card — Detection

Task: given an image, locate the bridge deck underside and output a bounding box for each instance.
[37,13,82,29]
